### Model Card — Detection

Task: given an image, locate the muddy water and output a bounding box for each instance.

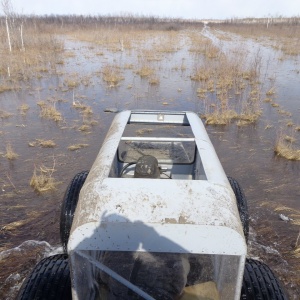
[0,29,299,299]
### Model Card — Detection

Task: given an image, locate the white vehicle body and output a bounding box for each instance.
[68,110,247,300]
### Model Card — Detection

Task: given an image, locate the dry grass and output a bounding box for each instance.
[39,104,62,122]
[274,135,300,160]
[18,104,30,115]
[64,77,80,88]
[0,110,13,119]
[68,144,89,151]
[203,109,238,125]
[0,23,63,84]
[78,124,91,132]
[284,135,296,143]
[0,85,14,93]
[191,66,213,82]
[29,139,56,148]
[135,65,155,78]
[3,144,19,160]
[294,246,300,258]
[264,98,272,103]
[73,102,93,117]
[265,124,273,130]
[191,47,262,126]
[266,87,276,96]
[30,163,58,193]
[271,103,280,108]
[102,65,124,87]
[149,76,160,85]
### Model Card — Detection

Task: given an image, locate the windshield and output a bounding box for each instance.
[70,251,241,300]
[118,140,196,164]
[118,123,196,164]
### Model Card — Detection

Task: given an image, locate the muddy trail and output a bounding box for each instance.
[0,28,299,299]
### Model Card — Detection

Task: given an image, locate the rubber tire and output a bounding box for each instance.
[60,171,89,251]
[241,259,287,300]
[17,254,71,300]
[227,176,249,242]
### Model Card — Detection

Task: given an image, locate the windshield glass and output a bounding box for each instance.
[118,123,196,164]
[118,140,195,164]
[71,251,240,300]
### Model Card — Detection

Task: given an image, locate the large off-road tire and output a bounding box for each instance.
[227,176,249,242]
[241,259,287,300]
[17,254,71,300]
[60,171,89,251]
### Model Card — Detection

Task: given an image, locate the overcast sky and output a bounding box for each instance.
[4,0,300,20]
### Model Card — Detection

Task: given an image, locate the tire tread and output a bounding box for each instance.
[17,254,71,300]
[60,171,89,251]
[241,259,287,300]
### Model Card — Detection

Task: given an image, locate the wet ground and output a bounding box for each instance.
[0,27,299,299]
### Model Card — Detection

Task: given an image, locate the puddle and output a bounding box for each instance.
[0,28,299,299]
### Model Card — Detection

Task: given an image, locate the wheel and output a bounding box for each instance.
[227,176,249,242]
[60,171,89,251]
[17,254,71,300]
[241,258,287,300]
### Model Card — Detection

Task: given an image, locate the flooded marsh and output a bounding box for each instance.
[0,19,300,299]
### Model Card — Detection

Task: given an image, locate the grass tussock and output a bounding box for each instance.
[64,77,80,88]
[135,65,155,78]
[274,135,300,160]
[78,124,91,132]
[3,144,19,160]
[29,139,56,148]
[18,104,30,115]
[39,104,62,122]
[266,87,276,96]
[149,76,160,85]
[72,102,93,116]
[0,85,14,93]
[30,163,58,193]
[0,110,13,119]
[203,109,238,125]
[102,65,124,87]
[68,144,89,151]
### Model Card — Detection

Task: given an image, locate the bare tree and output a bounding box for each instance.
[2,0,13,52]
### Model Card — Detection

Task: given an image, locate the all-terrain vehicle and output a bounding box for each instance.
[17,111,287,300]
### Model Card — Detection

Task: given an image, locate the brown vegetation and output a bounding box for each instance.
[18,104,30,115]
[274,135,300,160]
[0,109,13,119]
[78,124,91,132]
[29,139,56,148]
[39,104,62,122]
[193,48,262,125]
[30,163,58,193]
[102,65,124,87]
[0,15,63,87]
[3,143,19,160]
[68,144,89,151]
